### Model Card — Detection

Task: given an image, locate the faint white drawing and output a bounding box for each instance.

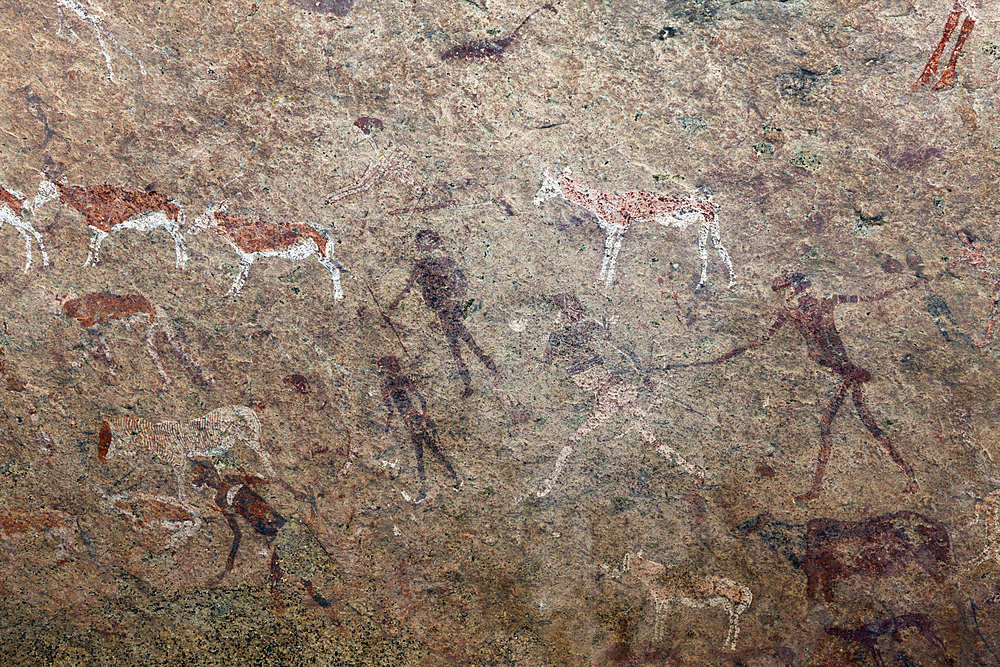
[98,405,274,502]
[622,551,752,651]
[35,173,188,267]
[193,201,344,299]
[55,0,146,82]
[62,292,211,387]
[533,166,737,290]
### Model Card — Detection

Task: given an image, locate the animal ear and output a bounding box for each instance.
[98,420,112,462]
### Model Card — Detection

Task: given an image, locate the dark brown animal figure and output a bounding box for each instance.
[441,4,556,60]
[826,613,953,667]
[190,460,286,585]
[803,511,952,603]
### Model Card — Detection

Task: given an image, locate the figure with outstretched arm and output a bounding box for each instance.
[389,229,497,398]
[666,271,922,502]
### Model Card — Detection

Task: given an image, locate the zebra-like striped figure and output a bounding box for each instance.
[98,405,274,501]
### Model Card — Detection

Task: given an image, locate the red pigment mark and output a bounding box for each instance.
[283,374,311,395]
[214,213,329,257]
[98,420,112,462]
[63,293,155,328]
[755,464,775,478]
[53,181,180,232]
[387,200,456,216]
[287,0,354,16]
[353,117,384,134]
[442,4,556,60]
[0,186,25,214]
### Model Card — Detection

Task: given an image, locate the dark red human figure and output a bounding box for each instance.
[389,229,497,398]
[189,460,349,621]
[378,355,461,503]
[667,271,920,502]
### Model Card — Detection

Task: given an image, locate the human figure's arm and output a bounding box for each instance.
[664,313,788,369]
[835,278,924,304]
[388,268,418,310]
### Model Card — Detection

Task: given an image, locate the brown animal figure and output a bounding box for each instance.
[802,511,952,603]
[190,460,355,622]
[63,292,208,387]
[189,460,286,586]
[826,613,953,667]
[35,173,188,267]
[193,201,343,299]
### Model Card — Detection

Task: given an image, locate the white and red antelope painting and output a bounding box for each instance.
[0,184,50,272]
[533,166,737,291]
[35,173,189,268]
[194,201,344,299]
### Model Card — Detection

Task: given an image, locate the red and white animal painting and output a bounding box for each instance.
[533,166,737,291]
[0,184,50,272]
[35,173,188,268]
[193,201,344,299]
[62,292,210,387]
[622,551,752,650]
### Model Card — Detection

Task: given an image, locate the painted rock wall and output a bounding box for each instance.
[1,0,999,664]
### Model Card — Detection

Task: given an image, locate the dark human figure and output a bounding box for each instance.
[389,229,497,398]
[378,355,461,503]
[190,460,351,621]
[668,271,920,501]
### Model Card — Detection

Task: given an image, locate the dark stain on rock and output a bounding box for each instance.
[288,0,354,16]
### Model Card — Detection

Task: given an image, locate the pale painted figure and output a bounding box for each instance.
[193,201,344,299]
[34,173,188,268]
[55,0,146,82]
[622,551,752,651]
[0,184,50,272]
[63,292,211,387]
[98,405,275,502]
[536,294,703,497]
[533,167,737,290]
[972,489,1000,567]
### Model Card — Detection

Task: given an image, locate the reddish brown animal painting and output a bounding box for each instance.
[803,511,952,603]
[36,174,188,267]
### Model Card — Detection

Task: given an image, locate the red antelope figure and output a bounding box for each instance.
[35,173,188,267]
[193,201,344,299]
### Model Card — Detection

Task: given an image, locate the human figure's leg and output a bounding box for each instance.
[796,380,849,502]
[851,384,916,491]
